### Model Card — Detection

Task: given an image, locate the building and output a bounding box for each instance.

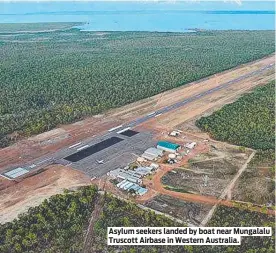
[137,157,146,163]
[128,184,141,192]
[108,168,142,184]
[141,153,157,161]
[117,180,127,188]
[134,166,153,177]
[145,147,163,157]
[185,142,196,149]
[123,182,134,190]
[116,179,148,196]
[137,188,148,196]
[169,130,180,137]
[157,141,180,153]
[150,163,159,170]
[142,147,163,161]
[119,181,130,189]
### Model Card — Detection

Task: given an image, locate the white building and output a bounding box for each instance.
[170,130,180,137]
[142,147,164,161]
[150,163,159,169]
[185,142,197,149]
[145,147,163,156]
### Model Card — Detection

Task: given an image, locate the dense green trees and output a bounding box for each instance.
[206,206,275,253]
[0,186,274,252]
[0,186,184,253]
[196,81,275,150]
[0,26,275,147]
[0,22,79,33]
[0,186,98,253]
[92,194,186,253]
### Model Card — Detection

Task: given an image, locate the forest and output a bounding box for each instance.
[196,81,275,206]
[196,81,275,151]
[0,24,275,147]
[0,186,274,253]
[0,186,98,253]
[0,22,80,33]
[206,205,275,253]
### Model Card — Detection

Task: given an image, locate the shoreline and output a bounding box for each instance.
[0,22,275,34]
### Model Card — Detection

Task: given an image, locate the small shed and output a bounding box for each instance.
[185,142,196,149]
[137,188,148,196]
[170,130,180,137]
[150,163,159,169]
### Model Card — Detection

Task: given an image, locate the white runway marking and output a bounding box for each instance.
[154,113,162,118]
[108,125,123,132]
[117,127,131,134]
[68,142,82,149]
[77,145,89,151]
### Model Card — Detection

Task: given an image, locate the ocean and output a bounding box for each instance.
[0,1,274,32]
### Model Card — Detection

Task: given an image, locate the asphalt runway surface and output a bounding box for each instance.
[69,131,156,177]
[123,63,275,129]
[64,136,124,162]
[1,62,274,178]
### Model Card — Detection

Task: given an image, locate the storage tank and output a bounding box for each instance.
[168,153,176,159]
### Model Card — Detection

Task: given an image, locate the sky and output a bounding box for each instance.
[0,0,274,2]
[0,0,274,5]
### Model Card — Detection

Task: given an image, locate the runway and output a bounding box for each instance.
[118,63,274,130]
[1,62,274,178]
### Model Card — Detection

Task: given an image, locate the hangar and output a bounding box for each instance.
[157,141,180,153]
[142,147,163,161]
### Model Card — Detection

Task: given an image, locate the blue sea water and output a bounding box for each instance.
[0,1,274,32]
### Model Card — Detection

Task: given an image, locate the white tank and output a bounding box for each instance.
[168,153,176,159]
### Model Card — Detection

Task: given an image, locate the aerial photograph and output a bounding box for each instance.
[0,0,275,252]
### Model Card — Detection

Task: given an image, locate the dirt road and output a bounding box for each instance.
[139,144,275,217]
[200,151,257,226]
[82,196,103,253]
[226,151,257,200]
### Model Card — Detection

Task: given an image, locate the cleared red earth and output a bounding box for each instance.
[0,165,91,223]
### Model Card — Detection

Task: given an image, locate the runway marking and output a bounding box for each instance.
[77,145,89,151]
[154,113,162,118]
[117,127,131,134]
[147,112,155,116]
[108,125,123,132]
[68,142,82,149]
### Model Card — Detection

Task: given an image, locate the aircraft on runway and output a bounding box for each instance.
[97,160,104,164]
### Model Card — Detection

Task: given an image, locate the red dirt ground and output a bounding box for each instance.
[136,144,275,216]
[0,165,91,223]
